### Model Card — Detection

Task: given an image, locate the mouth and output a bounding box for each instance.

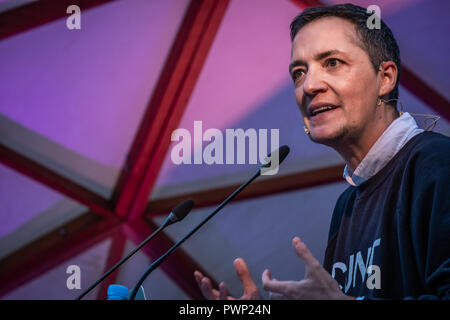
[308,104,339,118]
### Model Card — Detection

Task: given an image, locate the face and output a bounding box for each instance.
[290,17,381,147]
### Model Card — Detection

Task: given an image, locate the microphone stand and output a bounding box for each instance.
[129,169,262,300]
[76,220,170,300]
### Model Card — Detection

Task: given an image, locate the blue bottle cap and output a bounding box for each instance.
[107,284,129,299]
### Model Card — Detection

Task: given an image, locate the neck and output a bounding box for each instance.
[335,105,400,174]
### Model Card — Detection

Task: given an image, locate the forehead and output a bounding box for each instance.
[291,17,364,60]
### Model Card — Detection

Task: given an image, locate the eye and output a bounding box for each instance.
[325,58,342,68]
[291,69,305,83]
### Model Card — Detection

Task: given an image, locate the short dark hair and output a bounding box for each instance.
[290,3,401,107]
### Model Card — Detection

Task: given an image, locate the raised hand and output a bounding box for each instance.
[194,258,263,300]
[262,237,354,300]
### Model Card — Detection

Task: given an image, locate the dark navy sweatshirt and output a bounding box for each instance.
[323,131,450,299]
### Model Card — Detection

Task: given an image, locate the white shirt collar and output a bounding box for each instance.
[343,112,423,186]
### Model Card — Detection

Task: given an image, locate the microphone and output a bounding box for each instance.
[129,145,290,300]
[75,199,194,300]
[260,145,290,171]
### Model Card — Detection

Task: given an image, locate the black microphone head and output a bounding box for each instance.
[261,145,290,169]
[167,199,194,224]
[277,145,290,165]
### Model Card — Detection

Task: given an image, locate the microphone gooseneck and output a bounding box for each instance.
[75,199,194,300]
[129,145,290,300]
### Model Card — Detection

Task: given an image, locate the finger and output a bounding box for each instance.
[292,237,322,274]
[219,282,227,300]
[233,258,258,295]
[261,268,272,288]
[200,276,219,300]
[194,270,210,296]
[264,279,299,296]
[269,292,290,300]
[194,270,204,287]
[219,282,235,300]
[262,269,298,296]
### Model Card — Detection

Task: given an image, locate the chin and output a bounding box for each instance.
[309,127,348,146]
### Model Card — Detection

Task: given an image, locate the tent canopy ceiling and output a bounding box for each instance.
[0,0,448,299]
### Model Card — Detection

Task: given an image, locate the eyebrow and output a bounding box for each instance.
[289,49,344,74]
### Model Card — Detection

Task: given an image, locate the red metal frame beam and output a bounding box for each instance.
[123,218,218,300]
[0,0,230,299]
[0,0,117,41]
[290,0,323,8]
[112,0,230,221]
[290,0,450,122]
[145,164,345,217]
[400,68,450,122]
[0,213,121,298]
[96,228,127,300]
[0,143,114,218]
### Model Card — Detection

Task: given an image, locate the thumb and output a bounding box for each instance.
[233,258,259,297]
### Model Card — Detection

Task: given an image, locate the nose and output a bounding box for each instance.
[302,68,327,96]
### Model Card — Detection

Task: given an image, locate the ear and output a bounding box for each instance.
[378,61,398,98]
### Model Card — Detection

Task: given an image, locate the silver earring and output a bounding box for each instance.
[304,126,310,135]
